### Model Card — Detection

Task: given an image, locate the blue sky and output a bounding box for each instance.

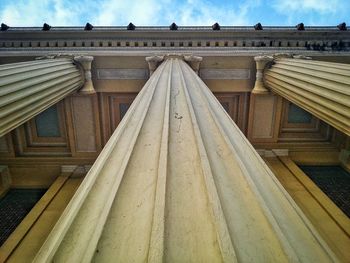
[0,0,349,27]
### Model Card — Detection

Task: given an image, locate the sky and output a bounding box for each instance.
[0,0,349,27]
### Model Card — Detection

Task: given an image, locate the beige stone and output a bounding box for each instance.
[264,57,350,136]
[33,58,338,263]
[0,58,85,137]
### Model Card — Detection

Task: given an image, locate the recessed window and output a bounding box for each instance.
[35,105,60,137]
[288,103,312,124]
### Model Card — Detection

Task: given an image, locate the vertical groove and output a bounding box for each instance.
[181,61,297,262]
[147,59,172,263]
[177,59,238,262]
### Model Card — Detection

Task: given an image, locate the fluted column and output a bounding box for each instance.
[0,56,92,137]
[34,57,338,263]
[262,56,350,136]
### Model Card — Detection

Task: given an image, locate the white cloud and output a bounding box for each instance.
[93,0,260,26]
[93,0,165,25]
[2,0,345,28]
[273,0,341,14]
[0,0,89,26]
[0,0,257,26]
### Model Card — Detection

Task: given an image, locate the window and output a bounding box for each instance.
[35,105,61,137]
[287,103,312,124]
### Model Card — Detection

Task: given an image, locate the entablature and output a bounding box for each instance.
[1,26,350,54]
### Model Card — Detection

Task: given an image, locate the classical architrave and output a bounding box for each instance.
[0,57,85,137]
[34,57,338,263]
[263,56,350,136]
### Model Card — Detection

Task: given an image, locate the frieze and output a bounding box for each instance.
[97,69,149,80]
[200,69,250,80]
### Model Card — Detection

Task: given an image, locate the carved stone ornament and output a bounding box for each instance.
[145,55,164,75]
[74,55,95,94]
[252,55,273,94]
[184,55,203,74]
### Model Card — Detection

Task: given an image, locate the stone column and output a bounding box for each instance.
[264,55,350,136]
[252,55,273,94]
[0,56,86,137]
[34,56,337,263]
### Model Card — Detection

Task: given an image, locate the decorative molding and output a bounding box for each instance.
[97,69,149,80]
[200,68,250,79]
[1,27,349,53]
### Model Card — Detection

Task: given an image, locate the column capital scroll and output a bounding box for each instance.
[184,55,203,74]
[252,55,273,94]
[146,55,164,76]
[74,55,95,95]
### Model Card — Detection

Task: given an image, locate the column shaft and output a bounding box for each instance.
[0,58,85,137]
[264,58,350,135]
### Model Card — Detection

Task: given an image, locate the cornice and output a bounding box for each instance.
[1,26,349,54]
[1,48,350,57]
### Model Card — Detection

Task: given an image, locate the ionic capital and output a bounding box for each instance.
[74,56,95,95]
[146,55,164,76]
[184,55,203,74]
[252,55,273,94]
